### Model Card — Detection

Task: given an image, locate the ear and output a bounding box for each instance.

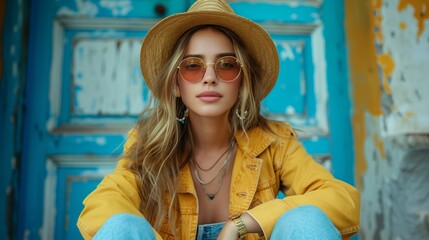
[173,84,181,97]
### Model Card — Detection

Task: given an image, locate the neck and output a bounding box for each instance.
[189,114,232,152]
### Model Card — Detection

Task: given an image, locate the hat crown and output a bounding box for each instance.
[188,0,234,13]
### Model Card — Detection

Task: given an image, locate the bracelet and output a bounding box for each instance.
[232,216,248,239]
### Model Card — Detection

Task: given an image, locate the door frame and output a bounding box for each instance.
[14,0,356,239]
[321,0,355,184]
[0,0,29,239]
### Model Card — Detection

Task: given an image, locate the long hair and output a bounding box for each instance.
[125,25,272,236]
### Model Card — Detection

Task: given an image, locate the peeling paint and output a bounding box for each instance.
[373,132,386,159]
[286,106,295,115]
[95,137,106,146]
[41,160,57,240]
[99,0,133,17]
[402,111,414,124]
[398,0,429,39]
[346,0,429,239]
[73,38,145,115]
[57,0,99,17]
[377,53,395,94]
[346,0,382,188]
[359,120,429,239]
[381,0,429,136]
[81,168,113,176]
[311,26,328,132]
[278,42,296,61]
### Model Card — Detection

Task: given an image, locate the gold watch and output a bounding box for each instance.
[232,216,248,239]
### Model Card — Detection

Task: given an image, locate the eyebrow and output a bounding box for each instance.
[183,53,236,59]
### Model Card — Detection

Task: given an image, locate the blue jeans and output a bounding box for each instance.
[94,205,340,239]
[195,222,225,240]
[271,205,341,239]
[93,214,156,240]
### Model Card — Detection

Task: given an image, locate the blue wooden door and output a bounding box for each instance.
[20,0,353,239]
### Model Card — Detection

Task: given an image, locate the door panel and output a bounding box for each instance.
[232,1,329,157]
[21,1,348,239]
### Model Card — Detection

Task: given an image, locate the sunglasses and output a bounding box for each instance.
[177,56,243,83]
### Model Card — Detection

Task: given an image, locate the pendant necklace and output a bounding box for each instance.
[192,140,235,200]
[192,139,234,171]
[192,139,235,185]
[201,165,228,200]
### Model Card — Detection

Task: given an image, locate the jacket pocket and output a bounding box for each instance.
[159,221,175,239]
[250,177,277,209]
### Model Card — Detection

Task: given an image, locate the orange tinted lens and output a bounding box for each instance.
[216,57,241,81]
[179,58,205,82]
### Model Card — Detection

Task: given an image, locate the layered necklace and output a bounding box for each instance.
[191,139,235,200]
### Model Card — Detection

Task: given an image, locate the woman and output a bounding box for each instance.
[77,0,360,239]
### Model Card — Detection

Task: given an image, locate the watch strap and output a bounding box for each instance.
[233,216,248,239]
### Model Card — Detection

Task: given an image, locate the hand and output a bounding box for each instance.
[217,221,238,240]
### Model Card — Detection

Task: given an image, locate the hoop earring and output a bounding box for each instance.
[176,108,189,125]
[235,109,248,121]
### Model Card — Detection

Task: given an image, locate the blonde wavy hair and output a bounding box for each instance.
[126,25,272,236]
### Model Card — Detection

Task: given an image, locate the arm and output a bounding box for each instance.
[77,133,163,239]
[247,138,360,239]
[217,212,261,239]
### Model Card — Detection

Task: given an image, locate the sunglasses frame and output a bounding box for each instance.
[177,56,243,83]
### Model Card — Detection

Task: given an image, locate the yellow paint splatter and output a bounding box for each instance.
[402,111,415,123]
[373,134,385,159]
[400,21,407,30]
[377,54,396,94]
[345,0,383,188]
[374,15,384,42]
[373,0,382,9]
[373,1,384,42]
[398,0,429,39]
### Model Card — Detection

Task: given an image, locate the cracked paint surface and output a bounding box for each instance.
[346,0,429,239]
[398,0,429,39]
[73,38,145,115]
[380,0,429,135]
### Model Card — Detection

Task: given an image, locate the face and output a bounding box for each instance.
[177,28,242,120]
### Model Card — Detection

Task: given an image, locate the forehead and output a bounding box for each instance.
[185,28,234,57]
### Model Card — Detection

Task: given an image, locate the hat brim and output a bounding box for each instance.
[140,11,279,98]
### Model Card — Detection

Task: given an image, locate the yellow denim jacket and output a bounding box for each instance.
[77,122,360,239]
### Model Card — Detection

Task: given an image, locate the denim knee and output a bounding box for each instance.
[271,205,341,240]
[94,213,156,240]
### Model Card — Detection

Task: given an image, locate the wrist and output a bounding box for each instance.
[226,221,239,238]
[232,216,248,239]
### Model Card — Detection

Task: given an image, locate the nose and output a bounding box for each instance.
[202,63,218,85]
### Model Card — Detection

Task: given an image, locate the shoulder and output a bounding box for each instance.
[262,120,297,139]
[235,120,297,156]
[238,120,297,143]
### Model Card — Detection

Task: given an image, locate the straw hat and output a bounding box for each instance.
[140,0,279,98]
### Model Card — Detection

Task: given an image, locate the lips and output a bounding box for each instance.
[197,91,222,102]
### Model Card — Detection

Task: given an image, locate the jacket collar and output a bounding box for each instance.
[177,126,276,194]
[234,126,276,159]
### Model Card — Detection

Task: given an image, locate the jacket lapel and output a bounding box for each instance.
[229,127,276,215]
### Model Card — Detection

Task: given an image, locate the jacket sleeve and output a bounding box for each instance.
[76,132,163,240]
[246,137,360,239]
